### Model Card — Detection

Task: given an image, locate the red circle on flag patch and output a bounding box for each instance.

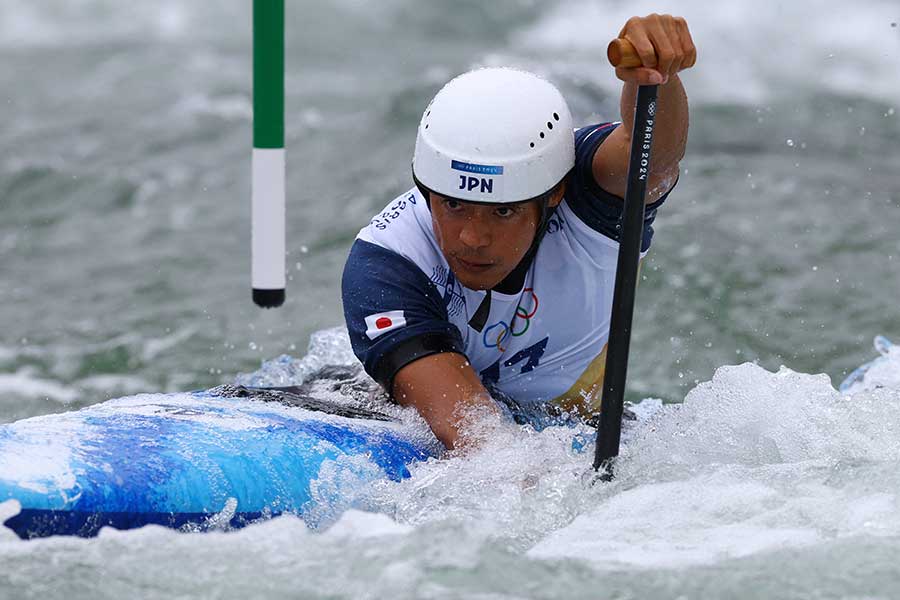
[375,317,393,329]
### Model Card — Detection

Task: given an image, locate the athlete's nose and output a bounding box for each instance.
[458,216,491,249]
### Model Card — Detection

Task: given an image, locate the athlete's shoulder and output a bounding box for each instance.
[562,121,669,253]
[341,237,465,391]
[357,188,428,246]
[356,187,446,275]
[574,122,620,150]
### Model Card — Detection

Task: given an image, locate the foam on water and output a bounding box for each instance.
[532,353,900,568]
[0,368,78,405]
[2,0,899,595]
[0,500,21,542]
[0,1,214,48]
[1,336,899,597]
[234,327,359,389]
[515,0,900,104]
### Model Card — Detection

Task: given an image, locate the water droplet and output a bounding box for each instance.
[249,342,257,350]
[859,126,866,136]
[812,265,819,271]
[786,139,795,147]
[300,245,309,253]
[295,262,303,271]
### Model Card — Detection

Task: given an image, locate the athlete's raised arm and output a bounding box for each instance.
[593,14,695,202]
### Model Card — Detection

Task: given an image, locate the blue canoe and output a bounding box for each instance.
[4,335,889,540]
[0,377,439,539]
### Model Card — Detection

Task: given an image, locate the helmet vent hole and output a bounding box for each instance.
[553,112,560,121]
[547,121,553,130]
[425,124,429,129]
[539,132,545,139]
[530,142,535,148]
[426,110,431,117]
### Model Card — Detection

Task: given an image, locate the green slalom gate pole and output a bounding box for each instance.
[252,0,286,308]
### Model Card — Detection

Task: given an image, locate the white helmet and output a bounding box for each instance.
[412,67,575,204]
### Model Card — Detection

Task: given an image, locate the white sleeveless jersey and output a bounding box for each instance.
[341,123,669,414]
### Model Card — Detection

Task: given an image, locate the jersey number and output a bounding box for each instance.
[479,337,548,384]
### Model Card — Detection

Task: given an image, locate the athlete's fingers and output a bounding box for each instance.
[675,16,697,69]
[620,17,658,69]
[616,14,696,80]
[662,16,684,76]
[645,14,677,78]
[615,66,665,85]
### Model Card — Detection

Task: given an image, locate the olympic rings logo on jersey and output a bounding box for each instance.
[482,288,539,352]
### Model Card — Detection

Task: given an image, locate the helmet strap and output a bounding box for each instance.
[467,197,554,332]
[491,194,556,295]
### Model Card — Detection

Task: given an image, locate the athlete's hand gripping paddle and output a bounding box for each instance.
[593,39,659,478]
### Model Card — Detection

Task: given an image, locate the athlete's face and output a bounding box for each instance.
[429,187,563,290]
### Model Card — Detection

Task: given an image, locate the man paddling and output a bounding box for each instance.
[342,14,695,450]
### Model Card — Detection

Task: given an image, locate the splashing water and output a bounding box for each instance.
[3,0,900,596]
[2,331,900,598]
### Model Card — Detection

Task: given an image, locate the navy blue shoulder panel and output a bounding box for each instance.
[341,239,465,391]
[566,122,673,252]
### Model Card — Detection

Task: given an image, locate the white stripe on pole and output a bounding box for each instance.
[251,148,286,291]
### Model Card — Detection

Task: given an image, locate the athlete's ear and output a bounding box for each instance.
[547,182,566,208]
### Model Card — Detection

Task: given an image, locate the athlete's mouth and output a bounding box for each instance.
[453,256,496,271]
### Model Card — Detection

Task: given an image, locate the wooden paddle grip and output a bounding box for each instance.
[607,38,642,68]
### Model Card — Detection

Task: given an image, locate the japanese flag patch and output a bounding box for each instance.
[364,310,406,339]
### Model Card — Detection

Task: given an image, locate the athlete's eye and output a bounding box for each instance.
[494,206,516,218]
[443,199,462,211]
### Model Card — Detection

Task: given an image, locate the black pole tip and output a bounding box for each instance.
[253,288,285,308]
[592,455,616,479]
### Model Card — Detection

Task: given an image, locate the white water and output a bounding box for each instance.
[514,0,900,105]
[2,0,899,597]
[2,335,899,598]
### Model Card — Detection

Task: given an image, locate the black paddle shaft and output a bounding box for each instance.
[593,84,659,476]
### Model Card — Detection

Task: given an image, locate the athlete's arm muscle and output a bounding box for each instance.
[592,77,687,203]
[392,352,502,451]
[592,15,694,203]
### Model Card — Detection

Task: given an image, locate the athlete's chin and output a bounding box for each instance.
[450,265,509,290]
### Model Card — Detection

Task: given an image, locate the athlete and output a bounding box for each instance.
[342,14,695,450]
